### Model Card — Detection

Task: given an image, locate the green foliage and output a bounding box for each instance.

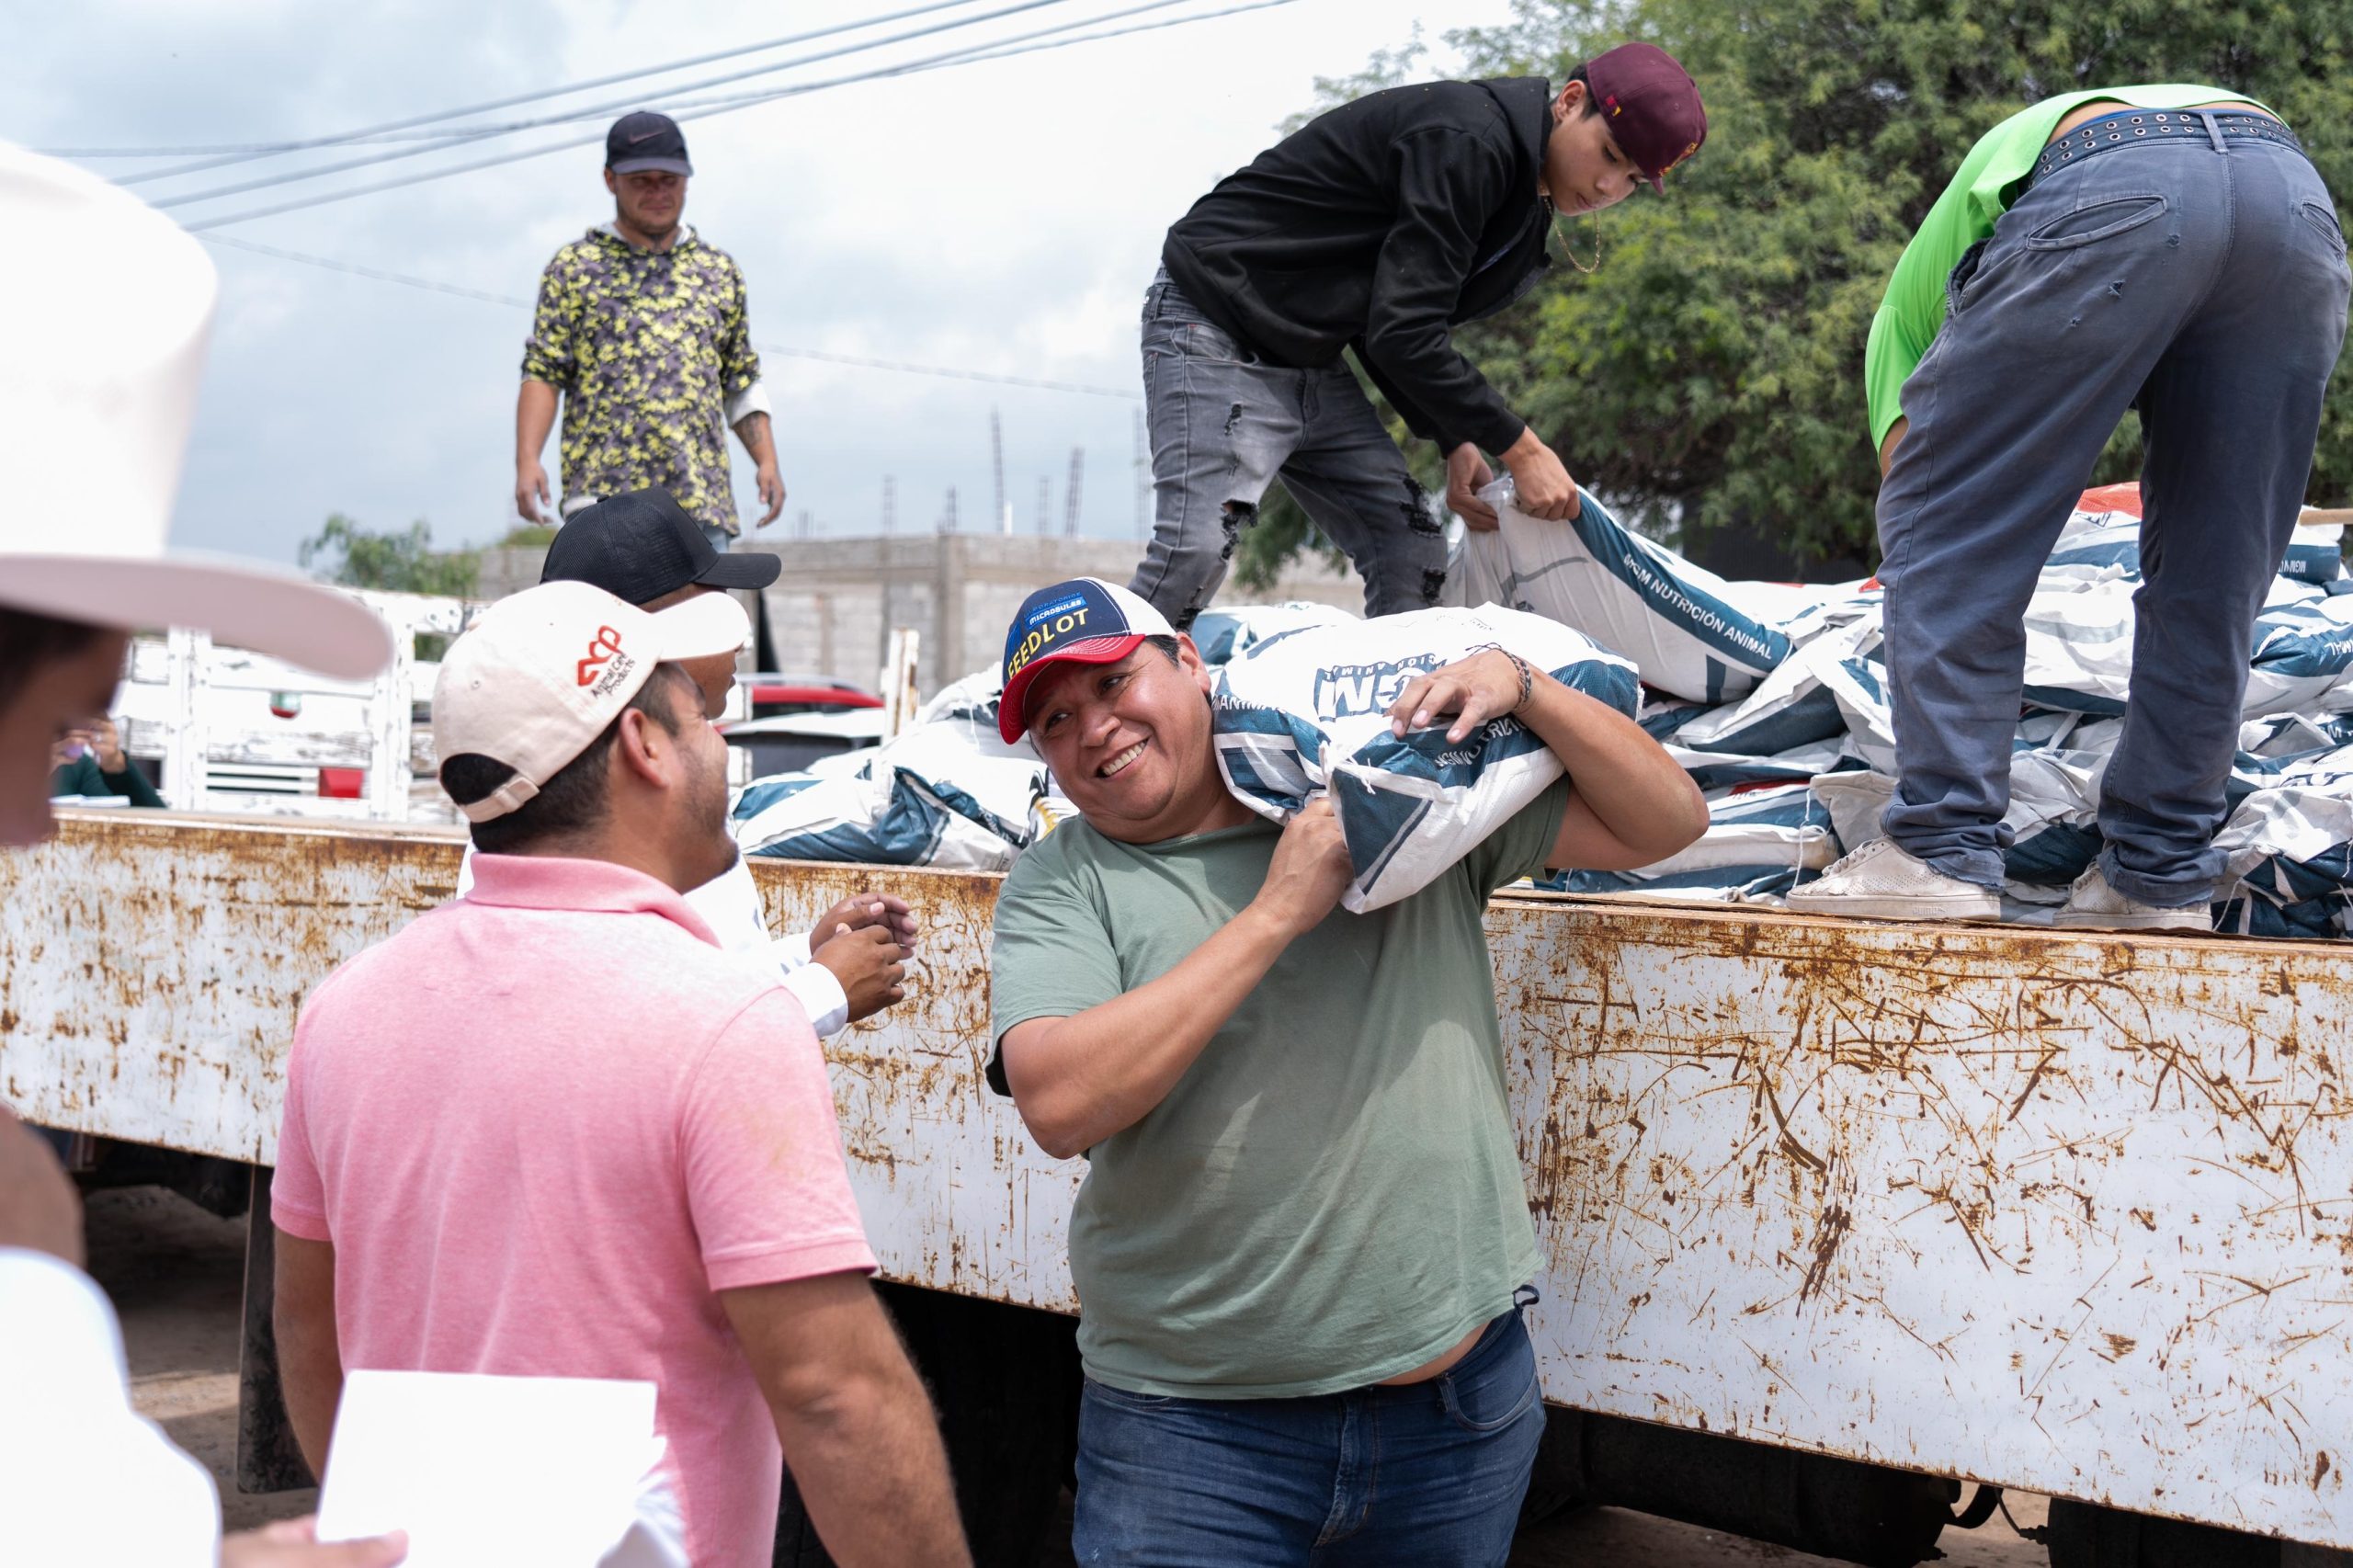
[1269,0,2353,569]
[298,514,480,597]
[494,522,560,550]
[1232,486,1346,589]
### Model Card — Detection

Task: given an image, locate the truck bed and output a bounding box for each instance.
[4,810,2347,1548]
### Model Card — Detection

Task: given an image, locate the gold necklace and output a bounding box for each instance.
[1550,205,1601,274]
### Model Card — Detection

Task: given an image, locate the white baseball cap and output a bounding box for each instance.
[432,580,749,823]
[0,143,392,680]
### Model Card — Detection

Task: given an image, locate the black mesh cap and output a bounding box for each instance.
[606,111,692,176]
[540,489,779,603]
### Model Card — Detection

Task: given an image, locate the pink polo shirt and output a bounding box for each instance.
[272,855,876,1568]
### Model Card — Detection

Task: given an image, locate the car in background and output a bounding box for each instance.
[744,673,882,721]
[722,709,888,778]
[722,674,887,778]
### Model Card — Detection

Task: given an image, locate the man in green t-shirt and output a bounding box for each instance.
[983,576,1704,1565]
[1790,88,2351,931]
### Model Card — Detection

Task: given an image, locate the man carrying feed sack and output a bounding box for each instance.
[983,575,1703,1564]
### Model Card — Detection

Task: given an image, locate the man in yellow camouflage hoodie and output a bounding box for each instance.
[515,111,786,551]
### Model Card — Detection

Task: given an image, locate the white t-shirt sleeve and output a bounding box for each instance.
[687,856,779,965]
[781,958,849,1040]
[688,858,850,1038]
[0,1249,221,1565]
[723,379,772,429]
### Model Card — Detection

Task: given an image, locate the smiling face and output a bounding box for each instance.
[1026,639,1247,845]
[1541,79,1643,218]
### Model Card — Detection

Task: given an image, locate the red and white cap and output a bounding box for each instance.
[997,576,1177,744]
[431,581,748,823]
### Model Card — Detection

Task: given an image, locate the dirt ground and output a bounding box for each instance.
[90,1186,2052,1565]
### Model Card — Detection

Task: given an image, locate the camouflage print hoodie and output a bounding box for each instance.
[521,226,764,538]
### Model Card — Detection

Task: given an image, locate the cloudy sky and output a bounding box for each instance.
[14,0,1522,567]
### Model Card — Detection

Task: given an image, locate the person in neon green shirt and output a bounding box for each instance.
[1790,88,2350,929]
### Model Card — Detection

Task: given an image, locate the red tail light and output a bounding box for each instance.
[317,767,365,799]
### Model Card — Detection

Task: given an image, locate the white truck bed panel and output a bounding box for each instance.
[3,812,2347,1546]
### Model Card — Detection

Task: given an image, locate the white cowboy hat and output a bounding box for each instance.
[0,143,392,679]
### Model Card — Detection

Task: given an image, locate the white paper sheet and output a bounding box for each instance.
[315,1369,671,1568]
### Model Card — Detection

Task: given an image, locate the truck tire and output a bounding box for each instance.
[774,1281,1080,1568]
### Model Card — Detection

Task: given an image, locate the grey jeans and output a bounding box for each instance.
[1878,122,2352,903]
[1129,271,1449,628]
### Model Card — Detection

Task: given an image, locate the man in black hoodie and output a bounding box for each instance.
[1133,43,1707,629]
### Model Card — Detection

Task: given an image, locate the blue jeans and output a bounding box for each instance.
[1130,270,1449,630]
[1878,121,2352,903]
[1072,1300,1545,1567]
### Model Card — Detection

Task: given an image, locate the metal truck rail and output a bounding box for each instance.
[5,811,2348,1564]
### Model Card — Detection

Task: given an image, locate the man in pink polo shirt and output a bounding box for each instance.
[269,581,968,1568]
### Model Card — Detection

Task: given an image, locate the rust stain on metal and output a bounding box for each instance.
[11,825,2353,1544]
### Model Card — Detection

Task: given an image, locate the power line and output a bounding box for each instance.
[177,0,1258,231]
[40,0,992,166]
[198,232,1145,399]
[150,0,1087,209]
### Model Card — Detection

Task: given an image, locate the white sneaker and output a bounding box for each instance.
[1782,839,2002,922]
[2051,864,2210,932]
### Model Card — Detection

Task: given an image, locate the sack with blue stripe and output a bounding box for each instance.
[1211,604,1638,913]
[2213,769,2353,937]
[1530,781,1837,903]
[732,767,1017,872]
[1478,478,1821,704]
[2045,509,2344,586]
[1187,601,1356,666]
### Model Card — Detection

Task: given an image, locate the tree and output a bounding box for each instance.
[298,514,480,597]
[1245,0,2353,576]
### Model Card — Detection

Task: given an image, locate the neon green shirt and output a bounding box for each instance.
[1865,85,2266,448]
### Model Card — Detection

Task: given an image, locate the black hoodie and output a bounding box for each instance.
[1160,76,1554,458]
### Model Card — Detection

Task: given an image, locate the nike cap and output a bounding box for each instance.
[606,111,692,176]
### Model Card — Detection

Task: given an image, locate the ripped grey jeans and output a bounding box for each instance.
[1129,269,1449,629]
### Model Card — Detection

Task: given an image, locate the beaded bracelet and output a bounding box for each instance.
[1466,643,1536,714]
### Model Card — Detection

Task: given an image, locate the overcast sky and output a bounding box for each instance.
[13,0,1520,567]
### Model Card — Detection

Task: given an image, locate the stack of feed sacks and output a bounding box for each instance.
[731,603,1348,872]
[1472,479,2353,934]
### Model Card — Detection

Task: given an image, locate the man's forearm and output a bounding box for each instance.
[775,1358,967,1567]
[733,409,775,464]
[1520,675,1708,860]
[516,379,559,461]
[1003,903,1297,1158]
[273,1306,343,1477]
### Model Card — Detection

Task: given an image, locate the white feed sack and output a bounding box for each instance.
[1211,604,1639,913]
[1529,781,1838,903]
[732,690,1077,872]
[1474,477,1833,704]
[1441,522,1518,611]
[1188,600,1358,665]
[733,769,1017,873]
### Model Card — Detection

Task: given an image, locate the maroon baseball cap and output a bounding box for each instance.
[1585,42,1707,193]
